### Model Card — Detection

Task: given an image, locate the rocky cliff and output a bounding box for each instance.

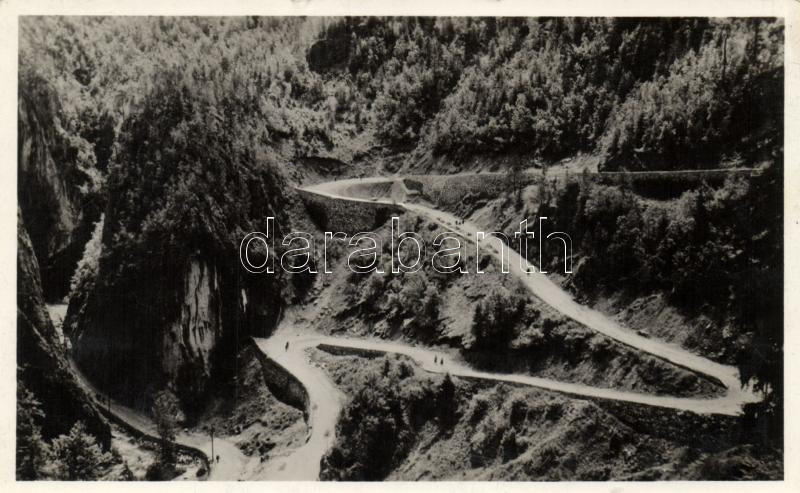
[159,259,226,414]
[17,209,110,447]
[66,251,262,417]
[62,118,295,419]
[18,91,103,302]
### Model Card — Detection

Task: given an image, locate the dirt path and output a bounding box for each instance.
[249,328,757,480]
[266,332,755,415]
[402,201,746,389]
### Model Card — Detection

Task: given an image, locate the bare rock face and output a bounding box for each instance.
[66,245,281,419]
[17,209,110,446]
[67,255,225,415]
[61,73,292,419]
[17,96,79,256]
[161,260,223,412]
[18,94,102,302]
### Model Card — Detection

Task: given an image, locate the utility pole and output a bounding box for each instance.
[210,427,215,471]
[235,269,240,408]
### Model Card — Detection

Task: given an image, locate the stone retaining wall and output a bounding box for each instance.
[296,189,404,235]
[246,339,310,422]
[316,343,386,359]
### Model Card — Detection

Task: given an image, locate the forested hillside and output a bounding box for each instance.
[310,17,782,170]
[19,17,784,196]
[18,17,339,414]
[17,16,783,480]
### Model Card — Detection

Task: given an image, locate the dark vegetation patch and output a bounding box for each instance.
[314,18,781,171]
[314,351,781,481]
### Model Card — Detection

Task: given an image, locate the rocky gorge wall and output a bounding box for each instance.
[18,95,102,301]
[66,249,273,418]
[159,260,224,408]
[17,209,111,447]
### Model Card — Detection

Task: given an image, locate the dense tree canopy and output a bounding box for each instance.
[314,17,782,169]
[21,16,783,180]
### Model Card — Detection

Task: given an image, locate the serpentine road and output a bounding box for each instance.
[244,176,760,480]
[302,175,758,398]
[61,173,762,481]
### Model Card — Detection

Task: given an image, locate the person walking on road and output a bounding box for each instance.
[434,356,438,364]
[285,341,289,351]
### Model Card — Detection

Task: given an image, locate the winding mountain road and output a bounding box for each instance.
[58,172,762,481]
[252,335,346,480]
[302,175,756,396]
[247,175,761,479]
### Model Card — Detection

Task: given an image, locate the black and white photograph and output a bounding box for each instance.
[10,3,791,485]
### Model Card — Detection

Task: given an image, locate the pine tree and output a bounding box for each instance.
[436,373,457,428]
[51,421,111,480]
[16,382,48,480]
[151,393,178,466]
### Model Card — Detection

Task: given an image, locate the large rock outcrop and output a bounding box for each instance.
[18,90,103,302]
[17,210,110,447]
[64,185,291,418]
[66,251,267,417]
[63,72,306,419]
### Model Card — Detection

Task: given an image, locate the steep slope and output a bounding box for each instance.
[293,190,724,398]
[307,18,782,173]
[65,71,313,418]
[441,167,782,441]
[17,81,103,302]
[17,209,110,447]
[315,351,781,480]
